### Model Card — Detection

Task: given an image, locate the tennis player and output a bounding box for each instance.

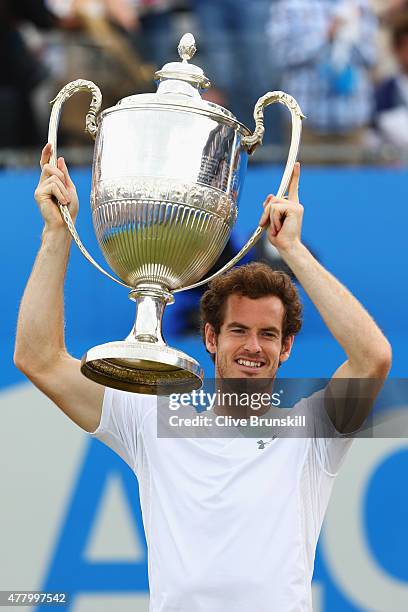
[14,143,391,611]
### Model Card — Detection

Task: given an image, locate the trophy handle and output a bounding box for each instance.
[174,91,305,294]
[48,79,131,289]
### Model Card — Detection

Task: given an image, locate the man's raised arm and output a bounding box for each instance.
[260,163,392,432]
[14,144,104,432]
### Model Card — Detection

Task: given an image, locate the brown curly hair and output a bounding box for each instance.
[200,262,303,360]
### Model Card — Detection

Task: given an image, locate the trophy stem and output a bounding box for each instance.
[81,283,203,393]
[127,285,174,345]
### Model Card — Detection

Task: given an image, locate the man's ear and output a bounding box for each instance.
[204,323,217,356]
[280,335,294,364]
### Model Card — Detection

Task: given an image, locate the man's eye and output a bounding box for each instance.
[231,329,245,334]
[263,332,277,338]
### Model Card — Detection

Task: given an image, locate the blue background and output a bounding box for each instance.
[2,164,408,610]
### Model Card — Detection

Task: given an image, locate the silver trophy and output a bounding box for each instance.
[48,33,304,394]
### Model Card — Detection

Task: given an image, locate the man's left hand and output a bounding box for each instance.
[259,162,303,255]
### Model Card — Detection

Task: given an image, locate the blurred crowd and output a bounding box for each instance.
[3,0,408,164]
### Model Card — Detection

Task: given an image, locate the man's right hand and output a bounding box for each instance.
[34,143,79,230]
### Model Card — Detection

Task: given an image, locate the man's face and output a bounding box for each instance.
[205,294,294,381]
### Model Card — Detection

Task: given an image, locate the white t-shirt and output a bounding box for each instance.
[90,388,353,612]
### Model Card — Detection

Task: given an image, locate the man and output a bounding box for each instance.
[267,0,378,163]
[373,16,408,150]
[14,144,391,611]
[191,0,273,134]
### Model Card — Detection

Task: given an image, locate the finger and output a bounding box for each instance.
[270,198,291,232]
[43,181,69,205]
[288,162,300,203]
[41,163,66,183]
[272,204,286,233]
[267,201,281,237]
[40,143,52,170]
[269,213,278,237]
[262,194,274,210]
[44,176,70,203]
[48,175,70,200]
[271,197,294,206]
[259,204,271,227]
[58,157,75,188]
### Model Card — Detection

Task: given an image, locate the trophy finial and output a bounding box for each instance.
[155,32,209,91]
[178,33,196,62]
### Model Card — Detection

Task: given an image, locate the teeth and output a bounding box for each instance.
[237,359,262,368]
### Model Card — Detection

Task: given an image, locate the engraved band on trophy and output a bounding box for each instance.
[47,32,305,394]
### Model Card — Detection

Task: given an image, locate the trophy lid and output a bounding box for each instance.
[107,33,250,133]
[154,33,211,93]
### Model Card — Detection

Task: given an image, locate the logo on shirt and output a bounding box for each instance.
[257,438,276,449]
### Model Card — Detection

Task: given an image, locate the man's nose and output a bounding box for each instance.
[243,333,262,353]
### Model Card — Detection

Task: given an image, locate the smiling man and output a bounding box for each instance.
[201,270,300,380]
[14,147,391,611]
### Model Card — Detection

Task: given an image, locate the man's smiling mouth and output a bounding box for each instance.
[235,359,265,369]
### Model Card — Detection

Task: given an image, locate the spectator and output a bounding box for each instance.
[191,0,275,135]
[130,0,178,69]
[373,0,408,23]
[267,0,378,163]
[0,0,56,148]
[373,16,408,150]
[45,0,156,145]
[371,0,408,79]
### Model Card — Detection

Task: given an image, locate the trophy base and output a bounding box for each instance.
[81,340,204,394]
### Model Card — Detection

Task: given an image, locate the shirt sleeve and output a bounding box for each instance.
[294,390,355,477]
[89,387,153,472]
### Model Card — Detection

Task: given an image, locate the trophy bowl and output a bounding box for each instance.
[47,33,304,394]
